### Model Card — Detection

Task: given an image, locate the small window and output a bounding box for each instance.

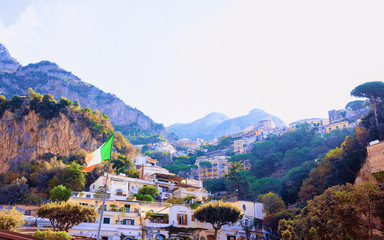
[86,194,91,198]
[192,215,196,222]
[243,204,246,210]
[177,214,187,225]
[124,204,131,213]
[103,217,110,224]
[123,219,135,225]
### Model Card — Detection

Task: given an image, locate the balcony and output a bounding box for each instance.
[71,192,111,199]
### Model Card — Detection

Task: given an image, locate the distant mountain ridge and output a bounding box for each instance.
[167,112,230,140]
[0,43,173,142]
[167,109,286,140]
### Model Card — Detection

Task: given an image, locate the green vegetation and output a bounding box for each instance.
[0,207,25,231]
[218,123,351,204]
[50,185,72,202]
[162,155,198,175]
[194,201,244,240]
[33,230,72,240]
[37,201,97,232]
[115,124,165,145]
[351,81,384,125]
[0,90,138,204]
[133,186,159,202]
[293,182,384,239]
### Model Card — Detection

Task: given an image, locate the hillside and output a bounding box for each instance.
[167,108,286,140]
[0,43,173,144]
[0,92,136,173]
[167,112,229,140]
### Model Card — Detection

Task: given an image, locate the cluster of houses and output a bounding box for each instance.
[65,157,264,240]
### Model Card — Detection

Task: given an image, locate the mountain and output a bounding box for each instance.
[167,108,286,140]
[167,112,230,140]
[0,43,173,144]
[0,94,136,173]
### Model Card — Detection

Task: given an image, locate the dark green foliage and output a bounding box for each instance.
[228,153,254,162]
[162,164,197,174]
[203,178,228,193]
[280,161,316,204]
[199,161,212,168]
[50,185,71,202]
[294,182,384,240]
[133,193,154,202]
[162,155,198,175]
[114,125,165,144]
[138,186,159,197]
[346,100,366,111]
[0,177,42,205]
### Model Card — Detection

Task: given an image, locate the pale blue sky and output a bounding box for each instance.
[1,0,384,126]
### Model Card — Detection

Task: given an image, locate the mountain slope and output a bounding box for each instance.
[0,43,172,143]
[167,112,229,140]
[212,108,286,138]
[0,94,136,173]
[168,109,286,140]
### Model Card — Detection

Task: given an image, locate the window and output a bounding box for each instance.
[192,215,196,222]
[177,214,187,225]
[103,217,110,224]
[79,203,88,206]
[124,204,131,213]
[243,204,246,210]
[123,219,135,225]
[86,194,91,198]
[116,189,123,196]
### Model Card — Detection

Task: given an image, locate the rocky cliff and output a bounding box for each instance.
[0,43,172,143]
[0,95,135,173]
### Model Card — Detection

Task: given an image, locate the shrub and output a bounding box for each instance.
[0,207,25,231]
[33,230,72,240]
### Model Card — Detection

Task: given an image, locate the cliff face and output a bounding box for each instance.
[0,43,172,142]
[0,109,100,173]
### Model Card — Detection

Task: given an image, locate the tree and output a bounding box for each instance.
[257,192,286,215]
[0,207,25,231]
[278,219,294,240]
[61,162,86,191]
[138,186,159,197]
[37,202,97,232]
[346,100,366,111]
[294,182,384,240]
[194,201,243,240]
[351,81,384,125]
[50,185,72,202]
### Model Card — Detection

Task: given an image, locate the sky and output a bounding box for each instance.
[1,0,384,127]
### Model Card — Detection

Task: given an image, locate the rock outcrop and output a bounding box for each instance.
[0,43,172,142]
[0,109,101,173]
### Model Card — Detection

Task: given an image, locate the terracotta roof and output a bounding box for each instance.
[0,230,41,240]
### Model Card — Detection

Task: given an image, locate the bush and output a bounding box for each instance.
[33,230,72,240]
[0,207,25,231]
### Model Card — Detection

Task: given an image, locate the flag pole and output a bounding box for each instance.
[97,169,109,240]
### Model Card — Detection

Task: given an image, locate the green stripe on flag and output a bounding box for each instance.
[100,132,114,160]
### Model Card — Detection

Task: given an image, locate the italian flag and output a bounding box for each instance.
[82,132,114,172]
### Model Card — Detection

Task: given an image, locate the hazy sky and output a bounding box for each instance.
[1,0,384,126]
